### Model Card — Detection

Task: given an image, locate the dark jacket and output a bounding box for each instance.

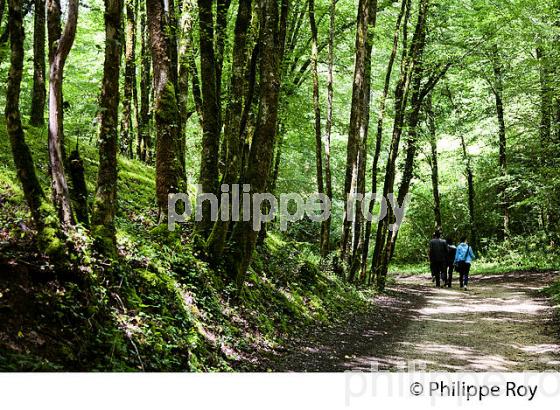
[447,244,457,266]
[429,238,448,264]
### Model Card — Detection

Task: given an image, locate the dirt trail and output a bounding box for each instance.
[252,271,560,372]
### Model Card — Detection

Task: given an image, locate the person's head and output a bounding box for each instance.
[460,235,468,244]
[446,237,454,245]
[434,230,442,239]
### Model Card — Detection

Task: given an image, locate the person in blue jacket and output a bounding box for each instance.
[454,236,475,290]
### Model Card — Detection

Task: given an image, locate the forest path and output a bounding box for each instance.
[252,271,560,371]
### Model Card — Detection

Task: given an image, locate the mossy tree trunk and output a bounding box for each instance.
[6,0,44,226]
[146,0,183,218]
[138,2,151,162]
[197,0,222,235]
[6,0,62,256]
[120,0,137,158]
[227,0,288,288]
[91,0,123,255]
[30,0,46,126]
[207,0,253,259]
[177,0,193,168]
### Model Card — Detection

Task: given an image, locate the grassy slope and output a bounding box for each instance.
[0,120,373,371]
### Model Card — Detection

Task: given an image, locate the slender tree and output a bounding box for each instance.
[426,94,442,230]
[308,0,326,251]
[537,46,552,144]
[91,0,123,254]
[138,1,151,161]
[341,0,377,268]
[377,0,450,285]
[362,0,409,283]
[177,0,195,168]
[120,0,137,158]
[5,0,61,254]
[372,0,428,290]
[47,0,78,226]
[349,0,378,282]
[0,0,5,28]
[322,0,335,257]
[446,86,477,247]
[491,43,509,239]
[30,0,46,126]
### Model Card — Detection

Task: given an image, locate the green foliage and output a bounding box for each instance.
[2,0,560,371]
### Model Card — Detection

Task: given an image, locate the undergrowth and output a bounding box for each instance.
[0,120,372,371]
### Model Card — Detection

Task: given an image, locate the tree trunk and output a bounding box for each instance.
[372,0,428,291]
[348,0,378,283]
[177,0,196,173]
[426,94,442,230]
[341,0,377,267]
[215,0,231,131]
[446,87,477,247]
[321,0,335,257]
[537,46,552,144]
[197,0,222,234]
[6,0,46,237]
[379,0,443,283]
[147,0,184,218]
[491,43,509,240]
[362,0,408,284]
[308,0,326,251]
[120,0,137,158]
[227,0,288,288]
[91,0,123,254]
[0,0,5,29]
[207,0,253,259]
[462,136,476,247]
[30,0,46,126]
[47,0,78,227]
[138,3,151,162]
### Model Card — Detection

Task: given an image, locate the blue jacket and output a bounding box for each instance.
[454,243,475,264]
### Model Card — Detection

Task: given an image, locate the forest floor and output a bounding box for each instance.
[249,270,560,372]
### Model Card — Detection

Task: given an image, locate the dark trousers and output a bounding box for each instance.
[457,261,471,288]
[446,264,454,287]
[430,261,446,287]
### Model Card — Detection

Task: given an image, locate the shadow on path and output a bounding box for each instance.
[248,271,560,372]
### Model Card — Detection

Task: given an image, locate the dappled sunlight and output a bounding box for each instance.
[249,272,560,372]
[416,291,552,316]
[396,341,518,371]
[412,317,476,324]
[382,272,560,371]
[515,344,560,354]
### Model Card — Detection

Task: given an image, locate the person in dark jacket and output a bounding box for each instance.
[429,231,447,288]
[445,237,457,288]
